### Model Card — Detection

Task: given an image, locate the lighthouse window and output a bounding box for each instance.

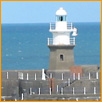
[63,16,66,21]
[60,55,64,61]
[60,16,63,21]
[56,16,66,21]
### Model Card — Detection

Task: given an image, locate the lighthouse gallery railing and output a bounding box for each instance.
[50,22,73,30]
[48,37,75,45]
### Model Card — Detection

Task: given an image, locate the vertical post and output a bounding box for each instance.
[21,73,23,80]
[71,23,72,29]
[35,73,36,80]
[74,37,76,44]
[72,87,75,95]
[22,73,23,80]
[50,73,52,78]
[89,72,91,80]
[61,88,63,95]
[7,72,8,79]
[94,87,96,94]
[76,98,79,101]
[48,38,49,45]
[4,98,5,101]
[39,88,41,95]
[96,72,99,79]
[73,37,75,45]
[49,88,51,95]
[78,73,80,80]
[14,98,17,101]
[30,88,32,95]
[52,38,53,45]
[19,72,23,80]
[57,85,59,93]
[73,73,75,80]
[21,93,24,100]
[96,99,99,101]
[18,72,23,80]
[27,73,29,80]
[42,69,46,80]
[50,23,51,30]
[62,73,64,80]
[68,78,70,86]
[84,87,86,95]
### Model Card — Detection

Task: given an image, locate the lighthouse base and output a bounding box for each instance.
[48,45,75,71]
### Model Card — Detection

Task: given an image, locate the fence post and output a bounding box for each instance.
[48,38,49,45]
[21,93,24,100]
[94,87,96,94]
[7,72,8,79]
[57,85,59,93]
[49,88,51,95]
[42,69,46,80]
[78,73,80,80]
[68,78,70,86]
[30,88,32,95]
[61,88,63,95]
[39,88,41,95]
[84,87,86,95]
[35,73,36,80]
[22,73,23,80]
[72,87,75,95]
[89,72,91,80]
[62,73,64,80]
[96,72,98,79]
[73,73,75,80]
[27,73,29,80]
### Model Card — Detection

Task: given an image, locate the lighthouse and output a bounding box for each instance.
[48,7,78,71]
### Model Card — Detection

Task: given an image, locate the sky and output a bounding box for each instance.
[1,1,101,23]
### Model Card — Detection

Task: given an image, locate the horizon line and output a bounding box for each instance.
[1,21,101,24]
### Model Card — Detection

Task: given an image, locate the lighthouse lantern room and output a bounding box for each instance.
[48,7,78,71]
[48,7,77,45]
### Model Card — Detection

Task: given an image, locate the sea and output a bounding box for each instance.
[1,22,101,70]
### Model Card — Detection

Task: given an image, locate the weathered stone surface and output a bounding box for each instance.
[48,45,75,70]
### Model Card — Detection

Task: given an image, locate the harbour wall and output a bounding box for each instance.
[1,65,101,101]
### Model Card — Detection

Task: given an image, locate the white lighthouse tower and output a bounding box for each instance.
[48,7,78,71]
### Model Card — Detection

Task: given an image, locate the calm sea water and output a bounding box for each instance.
[1,23,101,70]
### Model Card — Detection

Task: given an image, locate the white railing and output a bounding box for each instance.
[50,22,73,30]
[26,86,98,95]
[48,37,75,45]
[67,23,73,29]
[48,38,53,45]
[70,37,75,45]
[50,23,55,30]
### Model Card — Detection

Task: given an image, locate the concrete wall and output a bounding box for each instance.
[1,70,42,80]
[1,80,19,101]
[25,94,101,101]
[1,69,101,101]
